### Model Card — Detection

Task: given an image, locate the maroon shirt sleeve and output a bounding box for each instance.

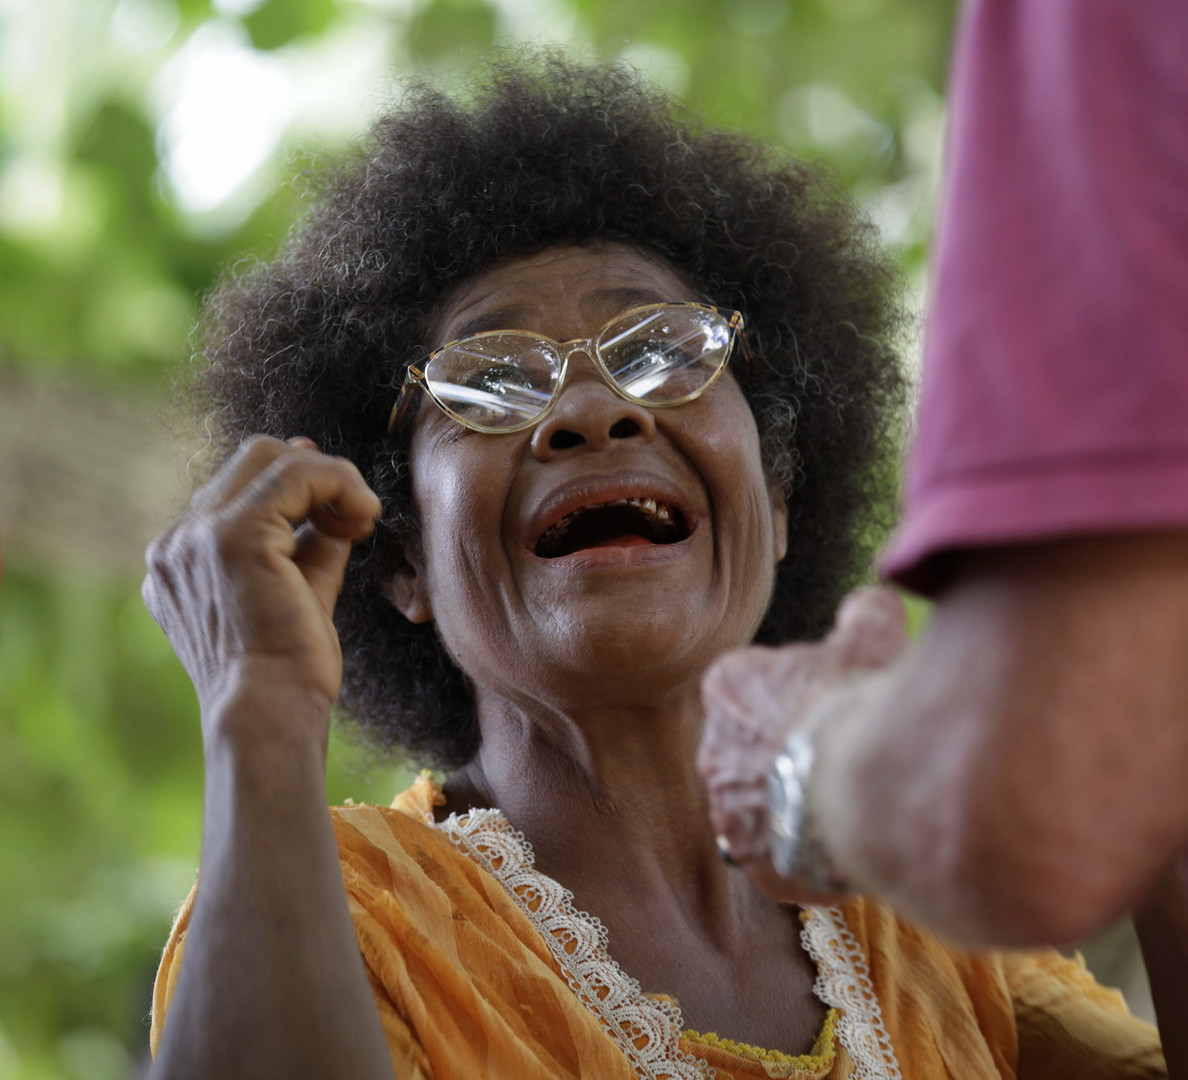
[881,0,1188,594]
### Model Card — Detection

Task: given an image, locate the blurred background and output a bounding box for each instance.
[0,0,1152,1076]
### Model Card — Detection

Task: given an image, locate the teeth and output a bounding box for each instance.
[551,496,674,525]
[536,496,680,555]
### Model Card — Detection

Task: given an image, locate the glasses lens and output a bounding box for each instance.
[599,306,733,403]
[424,334,559,429]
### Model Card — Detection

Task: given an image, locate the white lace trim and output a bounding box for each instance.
[437,810,901,1080]
[800,907,901,1080]
[439,809,710,1080]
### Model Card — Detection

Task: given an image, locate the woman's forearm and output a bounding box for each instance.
[148,688,395,1080]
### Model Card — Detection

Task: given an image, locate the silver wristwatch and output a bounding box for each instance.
[767,721,846,894]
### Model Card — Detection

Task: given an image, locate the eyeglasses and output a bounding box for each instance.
[388,301,747,434]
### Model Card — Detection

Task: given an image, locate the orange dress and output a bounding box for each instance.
[152,775,1165,1079]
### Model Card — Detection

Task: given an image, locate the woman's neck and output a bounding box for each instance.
[441,688,749,943]
[439,688,825,1053]
[441,689,822,1045]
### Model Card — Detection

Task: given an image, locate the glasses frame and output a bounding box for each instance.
[387,300,748,435]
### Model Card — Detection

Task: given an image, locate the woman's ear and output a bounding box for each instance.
[381,548,433,625]
[770,485,788,563]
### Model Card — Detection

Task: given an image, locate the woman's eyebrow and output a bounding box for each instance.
[583,286,670,318]
[446,305,536,341]
[445,288,669,342]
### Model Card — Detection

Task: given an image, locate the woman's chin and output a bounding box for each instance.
[522,608,725,695]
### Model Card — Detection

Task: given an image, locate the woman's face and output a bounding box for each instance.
[386,242,787,713]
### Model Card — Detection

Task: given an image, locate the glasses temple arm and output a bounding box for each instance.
[388,366,425,433]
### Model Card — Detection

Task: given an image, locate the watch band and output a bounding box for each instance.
[766,709,847,894]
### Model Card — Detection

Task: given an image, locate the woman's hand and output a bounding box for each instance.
[698,587,908,901]
[142,435,382,743]
[143,437,395,1080]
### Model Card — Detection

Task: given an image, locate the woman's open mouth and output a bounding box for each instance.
[534,497,689,558]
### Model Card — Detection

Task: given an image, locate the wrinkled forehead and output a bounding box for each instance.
[425,241,701,347]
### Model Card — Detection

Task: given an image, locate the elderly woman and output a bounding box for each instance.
[145,54,1172,1080]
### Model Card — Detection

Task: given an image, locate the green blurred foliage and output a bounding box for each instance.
[0,566,201,1079]
[410,0,500,60]
[0,566,408,1078]
[242,0,341,50]
[0,0,953,1074]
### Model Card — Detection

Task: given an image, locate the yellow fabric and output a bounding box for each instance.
[151,777,1166,1078]
[682,1007,842,1079]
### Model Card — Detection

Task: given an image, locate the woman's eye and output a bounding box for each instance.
[624,339,671,365]
[614,338,699,379]
[468,364,532,393]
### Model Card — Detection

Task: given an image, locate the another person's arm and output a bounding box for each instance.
[829,532,1188,946]
[143,437,395,1080]
[701,532,1188,947]
[704,0,1188,948]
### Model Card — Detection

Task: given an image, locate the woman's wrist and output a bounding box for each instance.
[201,670,336,775]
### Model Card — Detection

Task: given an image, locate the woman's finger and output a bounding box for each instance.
[187,435,300,514]
[292,522,355,618]
[221,450,381,544]
[305,499,379,541]
[189,435,373,522]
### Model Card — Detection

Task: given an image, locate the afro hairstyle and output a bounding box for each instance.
[192,49,909,769]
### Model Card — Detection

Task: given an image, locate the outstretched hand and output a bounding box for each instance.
[698,586,909,902]
[142,435,382,744]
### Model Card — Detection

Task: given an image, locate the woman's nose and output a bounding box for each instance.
[529,355,657,460]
